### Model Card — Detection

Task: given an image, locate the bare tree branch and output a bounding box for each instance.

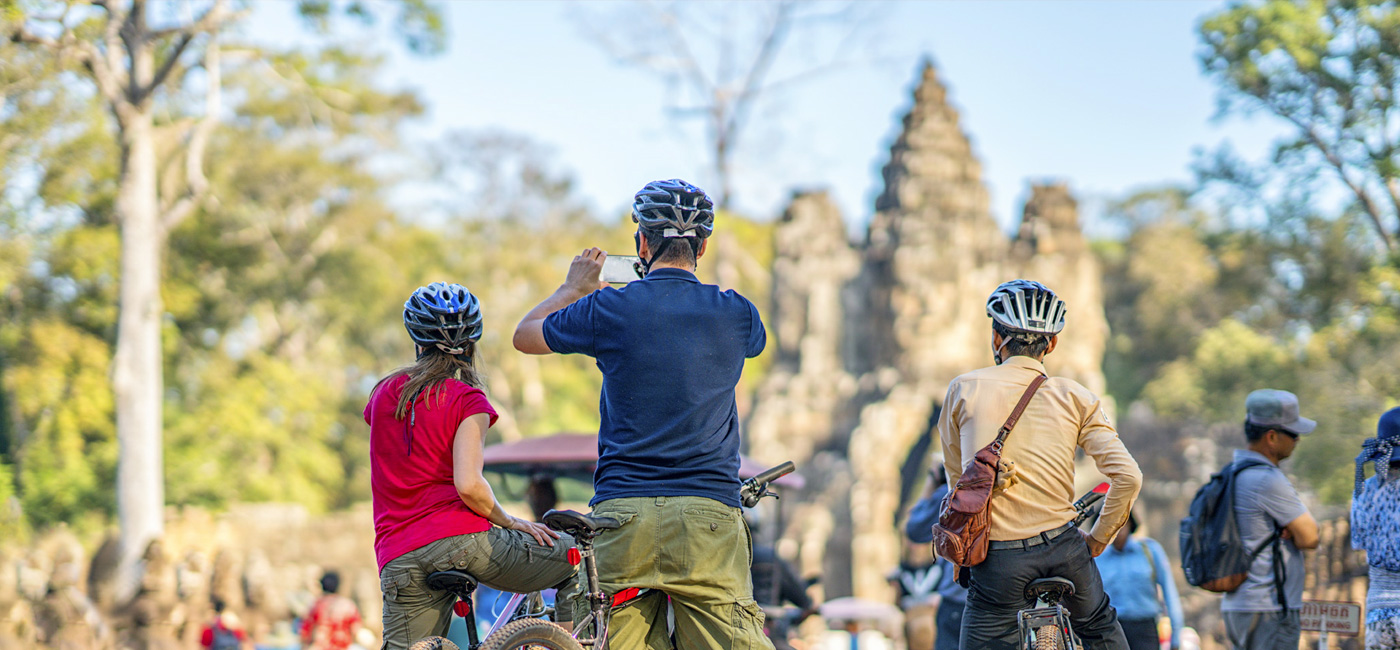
[1284,112,1395,250]
[161,37,220,232]
[147,32,195,97]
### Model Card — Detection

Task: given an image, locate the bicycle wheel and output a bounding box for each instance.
[408,637,461,650]
[1033,624,1063,650]
[479,617,584,650]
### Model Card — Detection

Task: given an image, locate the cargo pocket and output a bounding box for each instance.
[731,599,767,650]
[379,569,412,649]
[589,504,643,588]
[680,504,743,592]
[439,540,476,572]
[380,569,410,603]
[591,505,639,527]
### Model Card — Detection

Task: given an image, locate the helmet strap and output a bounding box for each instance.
[993,336,1013,365]
[635,230,699,275]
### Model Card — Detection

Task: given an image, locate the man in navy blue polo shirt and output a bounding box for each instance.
[513,179,770,650]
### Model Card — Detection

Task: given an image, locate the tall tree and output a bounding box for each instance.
[4,0,443,598]
[8,0,234,598]
[1199,0,1400,251]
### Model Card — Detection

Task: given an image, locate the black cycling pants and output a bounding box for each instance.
[960,527,1129,650]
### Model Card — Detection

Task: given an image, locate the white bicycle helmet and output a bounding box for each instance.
[986,279,1067,336]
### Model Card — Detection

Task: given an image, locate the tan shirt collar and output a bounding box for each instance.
[999,355,1047,375]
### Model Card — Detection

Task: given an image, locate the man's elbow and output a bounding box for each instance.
[1114,462,1144,497]
[1294,526,1321,550]
[512,323,550,355]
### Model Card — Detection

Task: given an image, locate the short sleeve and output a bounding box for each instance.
[453,387,499,429]
[543,294,597,357]
[1258,470,1308,528]
[744,299,766,359]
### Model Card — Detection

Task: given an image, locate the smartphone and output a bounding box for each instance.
[600,254,644,284]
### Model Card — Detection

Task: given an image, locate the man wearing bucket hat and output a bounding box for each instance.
[1350,407,1400,649]
[1221,389,1320,650]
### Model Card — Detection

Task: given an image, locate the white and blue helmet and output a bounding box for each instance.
[403,282,483,355]
[986,279,1067,336]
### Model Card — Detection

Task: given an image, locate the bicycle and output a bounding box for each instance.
[1014,482,1109,650]
[409,461,796,650]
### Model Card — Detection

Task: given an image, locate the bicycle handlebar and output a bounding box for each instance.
[1071,482,1111,527]
[740,461,795,508]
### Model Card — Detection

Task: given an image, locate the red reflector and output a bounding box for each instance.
[454,601,473,618]
[612,587,641,607]
[567,548,582,566]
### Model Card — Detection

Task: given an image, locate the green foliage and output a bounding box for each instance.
[165,355,344,511]
[1143,319,1296,422]
[296,0,447,55]
[1199,0,1400,248]
[0,8,780,532]
[2,319,116,528]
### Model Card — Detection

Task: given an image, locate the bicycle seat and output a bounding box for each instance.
[426,570,479,596]
[1024,577,1076,602]
[543,509,621,535]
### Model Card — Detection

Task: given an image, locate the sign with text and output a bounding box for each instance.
[1299,601,1361,635]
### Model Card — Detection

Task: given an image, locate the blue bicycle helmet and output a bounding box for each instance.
[632,178,715,239]
[403,282,483,355]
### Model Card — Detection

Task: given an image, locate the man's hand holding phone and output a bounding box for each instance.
[564,248,608,297]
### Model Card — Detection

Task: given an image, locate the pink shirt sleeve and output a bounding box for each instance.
[455,387,499,429]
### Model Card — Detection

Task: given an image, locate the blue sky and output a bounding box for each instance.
[251,1,1288,235]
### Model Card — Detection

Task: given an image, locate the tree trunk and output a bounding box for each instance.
[112,109,165,602]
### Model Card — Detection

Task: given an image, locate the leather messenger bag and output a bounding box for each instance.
[931,374,1047,568]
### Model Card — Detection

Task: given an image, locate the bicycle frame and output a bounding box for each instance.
[467,462,796,649]
[471,533,654,650]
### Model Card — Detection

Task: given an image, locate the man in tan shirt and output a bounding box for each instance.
[938,279,1142,649]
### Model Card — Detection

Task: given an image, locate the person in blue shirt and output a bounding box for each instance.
[1093,512,1183,650]
[904,467,968,650]
[513,179,770,650]
[1351,406,1400,650]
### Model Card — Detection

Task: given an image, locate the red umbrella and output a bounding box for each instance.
[481,432,805,489]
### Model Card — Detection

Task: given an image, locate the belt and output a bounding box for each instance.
[987,521,1076,551]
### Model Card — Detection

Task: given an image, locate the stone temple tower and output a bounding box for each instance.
[746,59,1109,601]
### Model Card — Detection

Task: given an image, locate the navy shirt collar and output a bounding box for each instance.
[644,267,700,282]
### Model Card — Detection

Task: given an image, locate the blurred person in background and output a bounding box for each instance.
[299,571,361,650]
[1221,389,1318,650]
[1093,512,1183,650]
[367,283,578,650]
[901,465,965,650]
[748,509,816,650]
[1351,406,1400,650]
[525,473,560,522]
[200,598,249,650]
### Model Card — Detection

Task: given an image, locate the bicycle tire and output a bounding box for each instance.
[1033,624,1062,650]
[408,637,461,650]
[479,617,584,650]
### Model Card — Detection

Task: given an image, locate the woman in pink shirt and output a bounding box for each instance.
[368,283,578,650]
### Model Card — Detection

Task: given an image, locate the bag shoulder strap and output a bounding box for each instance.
[989,374,1048,455]
[1139,538,1164,614]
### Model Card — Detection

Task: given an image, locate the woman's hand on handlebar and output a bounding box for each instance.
[508,516,562,547]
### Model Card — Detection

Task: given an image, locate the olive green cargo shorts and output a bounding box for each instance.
[378,528,579,650]
[588,496,773,650]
